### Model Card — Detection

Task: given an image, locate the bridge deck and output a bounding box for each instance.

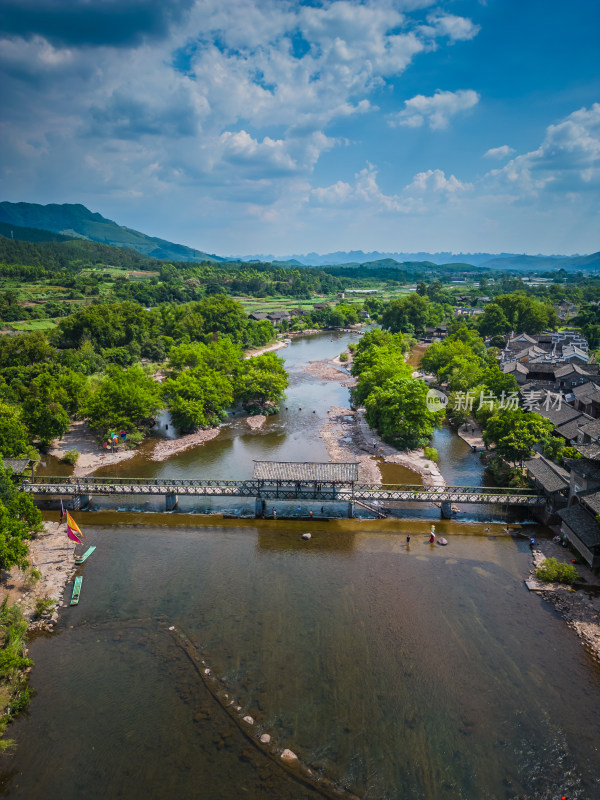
[22,476,545,506]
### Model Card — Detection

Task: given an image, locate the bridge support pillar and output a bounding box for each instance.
[348,501,354,519]
[166,492,178,511]
[440,501,452,520]
[255,498,266,519]
[73,494,92,511]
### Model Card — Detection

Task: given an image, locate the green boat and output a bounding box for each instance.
[70,576,83,606]
[74,546,96,565]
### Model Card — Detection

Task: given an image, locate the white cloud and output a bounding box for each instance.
[311,164,470,213]
[389,89,479,130]
[0,0,484,208]
[484,145,515,160]
[405,168,472,194]
[487,103,600,194]
[425,13,480,42]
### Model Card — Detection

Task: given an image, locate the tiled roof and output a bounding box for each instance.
[253,460,359,482]
[564,458,600,481]
[555,363,594,378]
[572,382,600,401]
[1,458,34,474]
[580,490,600,515]
[580,419,600,440]
[535,402,581,427]
[555,415,590,441]
[503,361,529,374]
[557,505,600,550]
[573,443,600,459]
[523,456,569,493]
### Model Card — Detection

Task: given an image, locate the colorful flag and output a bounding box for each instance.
[67,526,84,544]
[66,512,85,543]
[60,498,65,518]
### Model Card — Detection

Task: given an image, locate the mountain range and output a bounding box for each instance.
[0,201,598,272]
[0,202,224,263]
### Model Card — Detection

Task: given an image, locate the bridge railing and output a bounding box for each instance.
[26,475,537,493]
[22,476,543,503]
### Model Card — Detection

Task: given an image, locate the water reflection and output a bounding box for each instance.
[3,525,599,799]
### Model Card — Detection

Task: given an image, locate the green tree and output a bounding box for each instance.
[234,353,288,414]
[380,293,433,335]
[0,464,42,574]
[0,404,31,458]
[478,303,511,337]
[21,373,70,446]
[86,366,161,435]
[483,409,554,466]
[162,369,233,432]
[365,377,444,449]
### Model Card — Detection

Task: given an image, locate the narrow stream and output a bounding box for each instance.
[3,332,600,799]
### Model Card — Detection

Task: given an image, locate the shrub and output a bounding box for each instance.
[536,557,579,585]
[25,568,42,586]
[423,446,439,463]
[33,597,54,620]
[339,352,349,362]
[61,449,80,465]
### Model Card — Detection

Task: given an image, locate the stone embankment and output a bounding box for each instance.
[529,541,600,663]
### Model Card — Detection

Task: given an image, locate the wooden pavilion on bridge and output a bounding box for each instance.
[252,461,359,517]
[252,460,359,484]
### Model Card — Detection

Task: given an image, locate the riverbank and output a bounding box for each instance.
[244,340,288,359]
[529,540,600,663]
[149,428,220,461]
[49,420,137,476]
[2,521,74,630]
[456,418,485,452]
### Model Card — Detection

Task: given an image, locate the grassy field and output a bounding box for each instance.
[236,284,415,313]
[10,319,58,331]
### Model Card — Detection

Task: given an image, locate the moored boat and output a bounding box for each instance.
[74,546,96,565]
[71,576,83,605]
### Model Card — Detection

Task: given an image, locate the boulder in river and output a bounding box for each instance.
[280,748,299,764]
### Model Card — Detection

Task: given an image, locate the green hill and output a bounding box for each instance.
[0,202,224,263]
[0,221,74,244]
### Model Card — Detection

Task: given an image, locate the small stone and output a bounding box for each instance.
[301,533,311,540]
[168,626,175,631]
[242,716,254,725]
[235,706,242,711]
[260,734,271,744]
[280,748,298,764]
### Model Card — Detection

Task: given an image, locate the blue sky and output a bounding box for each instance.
[1,0,599,257]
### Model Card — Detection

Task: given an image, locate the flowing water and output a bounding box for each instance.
[3,332,600,799]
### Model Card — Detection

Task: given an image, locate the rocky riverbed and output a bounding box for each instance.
[529,541,600,663]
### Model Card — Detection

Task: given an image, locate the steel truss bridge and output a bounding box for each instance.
[23,475,545,510]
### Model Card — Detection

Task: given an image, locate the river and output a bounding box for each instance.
[2,332,600,799]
